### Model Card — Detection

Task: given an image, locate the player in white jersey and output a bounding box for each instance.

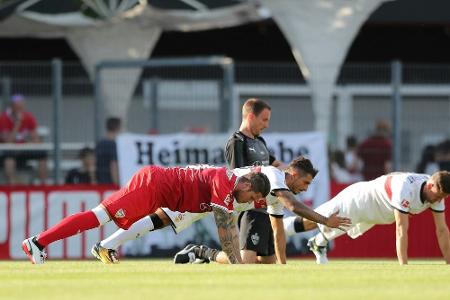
[91,157,351,264]
[173,157,351,264]
[283,171,450,265]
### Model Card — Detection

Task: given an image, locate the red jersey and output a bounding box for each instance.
[151,165,238,213]
[0,109,37,143]
[358,135,392,181]
[101,165,238,229]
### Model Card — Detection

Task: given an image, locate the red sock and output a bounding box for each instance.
[37,211,100,247]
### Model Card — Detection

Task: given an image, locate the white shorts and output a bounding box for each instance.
[315,182,384,240]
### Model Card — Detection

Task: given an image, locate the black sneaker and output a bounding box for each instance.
[174,244,201,264]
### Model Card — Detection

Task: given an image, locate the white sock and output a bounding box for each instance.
[283,216,298,237]
[100,216,154,250]
[314,232,328,247]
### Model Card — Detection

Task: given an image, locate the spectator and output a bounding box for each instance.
[435,139,450,172]
[416,144,439,174]
[344,135,363,179]
[95,117,121,185]
[65,147,97,184]
[357,119,392,181]
[329,149,362,184]
[0,94,47,185]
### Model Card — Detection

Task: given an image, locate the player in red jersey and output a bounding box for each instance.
[21,165,270,265]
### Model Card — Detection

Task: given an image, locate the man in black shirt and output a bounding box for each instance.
[95,117,121,184]
[225,98,285,263]
[65,147,96,184]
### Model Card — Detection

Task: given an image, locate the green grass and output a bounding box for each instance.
[0,259,449,300]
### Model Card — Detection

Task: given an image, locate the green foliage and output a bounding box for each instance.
[0,259,449,300]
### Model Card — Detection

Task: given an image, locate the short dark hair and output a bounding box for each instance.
[432,171,450,194]
[246,172,271,197]
[242,98,271,118]
[289,156,318,178]
[78,147,94,159]
[106,117,121,132]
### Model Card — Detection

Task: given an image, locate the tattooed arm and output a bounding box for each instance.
[212,206,242,264]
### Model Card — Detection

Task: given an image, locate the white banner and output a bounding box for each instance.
[117,132,329,257]
[117,131,329,207]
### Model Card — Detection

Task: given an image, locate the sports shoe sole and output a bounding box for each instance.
[22,240,36,264]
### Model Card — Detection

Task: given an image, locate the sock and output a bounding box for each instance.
[101,216,154,250]
[196,246,219,262]
[37,211,100,247]
[314,232,328,247]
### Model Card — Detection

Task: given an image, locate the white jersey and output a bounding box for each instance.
[232,166,288,216]
[316,172,446,239]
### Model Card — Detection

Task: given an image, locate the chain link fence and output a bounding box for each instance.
[1,60,450,184]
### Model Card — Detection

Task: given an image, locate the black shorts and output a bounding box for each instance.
[1,150,47,168]
[238,210,274,256]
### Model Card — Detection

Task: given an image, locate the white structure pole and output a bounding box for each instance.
[66,21,162,124]
[259,0,392,139]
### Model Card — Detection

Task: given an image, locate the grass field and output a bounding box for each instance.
[1,259,449,300]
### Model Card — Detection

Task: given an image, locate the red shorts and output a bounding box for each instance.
[101,180,160,229]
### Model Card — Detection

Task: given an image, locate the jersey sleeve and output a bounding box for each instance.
[210,168,236,213]
[267,199,284,216]
[262,167,287,216]
[430,199,445,212]
[263,166,288,192]
[225,133,246,168]
[389,176,413,213]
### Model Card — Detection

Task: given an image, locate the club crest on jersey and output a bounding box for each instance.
[223,194,233,206]
[401,199,410,208]
[115,209,126,219]
[251,233,260,245]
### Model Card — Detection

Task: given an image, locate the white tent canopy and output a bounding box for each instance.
[0,0,394,137]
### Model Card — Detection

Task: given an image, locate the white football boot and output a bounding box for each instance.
[307,236,329,264]
[22,237,47,264]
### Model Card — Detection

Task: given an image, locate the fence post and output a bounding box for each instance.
[391,60,402,171]
[1,77,11,110]
[52,59,62,184]
[94,63,102,143]
[143,78,159,132]
[222,58,235,132]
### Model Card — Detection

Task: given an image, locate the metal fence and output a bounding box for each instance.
[1,59,450,185]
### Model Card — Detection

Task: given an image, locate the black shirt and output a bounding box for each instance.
[65,169,92,184]
[225,131,275,168]
[95,139,117,184]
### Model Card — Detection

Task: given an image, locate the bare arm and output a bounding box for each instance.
[432,211,450,264]
[212,207,242,264]
[394,209,409,265]
[274,190,351,228]
[269,215,286,264]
